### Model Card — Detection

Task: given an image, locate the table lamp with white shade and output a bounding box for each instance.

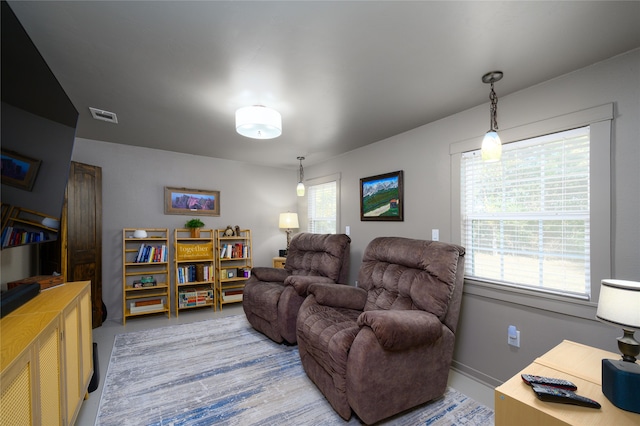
[279,212,299,254]
[596,279,640,413]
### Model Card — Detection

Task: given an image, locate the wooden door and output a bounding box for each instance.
[65,162,103,328]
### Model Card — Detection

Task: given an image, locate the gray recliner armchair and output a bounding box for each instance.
[242,232,351,344]
[296,237,465,424]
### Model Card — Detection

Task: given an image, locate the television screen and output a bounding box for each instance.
[1,1,78,249]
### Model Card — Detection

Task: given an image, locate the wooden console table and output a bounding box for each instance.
[1,281,93,425]
[495,340,640,425]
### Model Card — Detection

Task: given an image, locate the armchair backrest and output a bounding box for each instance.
[358,237,465,327]
[285,233,351,283]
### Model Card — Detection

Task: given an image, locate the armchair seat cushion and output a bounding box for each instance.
[242,281,285,322]
[297,301,361,383]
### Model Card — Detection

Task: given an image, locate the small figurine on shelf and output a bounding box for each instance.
[224,225,235,237]
[235,225,241,236]
[185,218,205,238]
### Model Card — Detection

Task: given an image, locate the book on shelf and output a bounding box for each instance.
[129,297,165,313]
[222,288,243,302]
[178,286,213,307]
[219,243,249,259]
[1,226,49,247]
[177,264,211,283]
[132,298,163,307]
[134,244,167,263]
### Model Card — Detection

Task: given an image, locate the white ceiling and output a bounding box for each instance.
[8,1,640,169]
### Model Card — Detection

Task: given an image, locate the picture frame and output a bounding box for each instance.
[1,149,42,191]
[360,170,404,221]
[164,187,220,216]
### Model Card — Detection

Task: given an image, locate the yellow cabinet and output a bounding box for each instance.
[0,281,92,426]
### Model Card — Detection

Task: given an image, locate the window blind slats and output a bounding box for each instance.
[461,126,590,297]
[307,180,337,234]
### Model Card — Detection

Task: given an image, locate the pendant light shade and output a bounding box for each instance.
[481,71,503,162]
[481,131,502,162]
[235,105,282,139]
[296,182,305,197]
[296,156,305,197]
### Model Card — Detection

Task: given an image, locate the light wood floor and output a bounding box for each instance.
[77,305,494,425]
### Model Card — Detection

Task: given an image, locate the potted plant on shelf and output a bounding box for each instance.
[185,218,205,238]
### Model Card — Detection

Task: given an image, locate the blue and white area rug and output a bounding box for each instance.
[96,315,494,425]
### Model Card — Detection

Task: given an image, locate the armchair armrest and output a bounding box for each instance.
[308,283,367,310]
[285,275,336,296]
[357,310,443,351]
[250,267,290,282]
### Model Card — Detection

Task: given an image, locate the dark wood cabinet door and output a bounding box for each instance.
[66,161,103,327]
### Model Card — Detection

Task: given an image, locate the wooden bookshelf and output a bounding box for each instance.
[122,228,170,324]
[215,229,252,309]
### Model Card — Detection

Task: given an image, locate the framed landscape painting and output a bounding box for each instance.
[1,149,41,191]
[360,170,404,221]
[164,187,220,216]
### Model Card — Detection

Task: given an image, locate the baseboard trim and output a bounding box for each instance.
[451,359,502,389]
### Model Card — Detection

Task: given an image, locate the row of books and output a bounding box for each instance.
[177,264,212,283]
[134,244,168,263]
[220,243,249,259]
[129,297,166,314]
[178,286,213,308]
[1,226,49,247]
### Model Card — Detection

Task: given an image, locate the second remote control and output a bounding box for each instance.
[531,385,601,409]
[521,374,577,391]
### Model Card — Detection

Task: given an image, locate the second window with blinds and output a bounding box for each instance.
[306,174,340,234]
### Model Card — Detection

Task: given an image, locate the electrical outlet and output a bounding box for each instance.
[345,225,350,236]
[431,229,439,241]
[508,325,521,348]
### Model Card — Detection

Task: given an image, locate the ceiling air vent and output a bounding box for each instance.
[89,107,118,124]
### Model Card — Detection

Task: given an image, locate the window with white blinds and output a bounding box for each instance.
[307,179,338,234]
[461,126,591,298]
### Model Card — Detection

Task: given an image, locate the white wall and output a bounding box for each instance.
[304,48,640,385]
[72,140,297,321]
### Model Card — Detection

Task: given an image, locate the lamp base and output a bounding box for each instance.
[602,358,640,413]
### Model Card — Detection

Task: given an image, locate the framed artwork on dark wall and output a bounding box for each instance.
[164,187,220,216]
[1,149,42,191]
[360,170,404,221]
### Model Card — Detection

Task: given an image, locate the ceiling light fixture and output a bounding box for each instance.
[296,156,305,197]
[481,71,503,162]
[235,105,282,139]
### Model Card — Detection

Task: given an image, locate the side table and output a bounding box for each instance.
[273,256,286,269]
[495,340,640,425]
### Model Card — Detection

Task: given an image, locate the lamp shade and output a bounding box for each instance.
[597,279,640,330]
[481,131,502,162]
[279,212,299,229]
[235,106,282,139]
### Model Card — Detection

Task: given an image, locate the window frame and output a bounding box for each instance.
[450,104,612,319]
[298,173,341,234]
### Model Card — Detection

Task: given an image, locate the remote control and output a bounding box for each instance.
[521,374,577,391]
[531,385,601,409]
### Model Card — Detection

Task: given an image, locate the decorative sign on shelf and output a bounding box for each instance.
[176,243,213,261]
